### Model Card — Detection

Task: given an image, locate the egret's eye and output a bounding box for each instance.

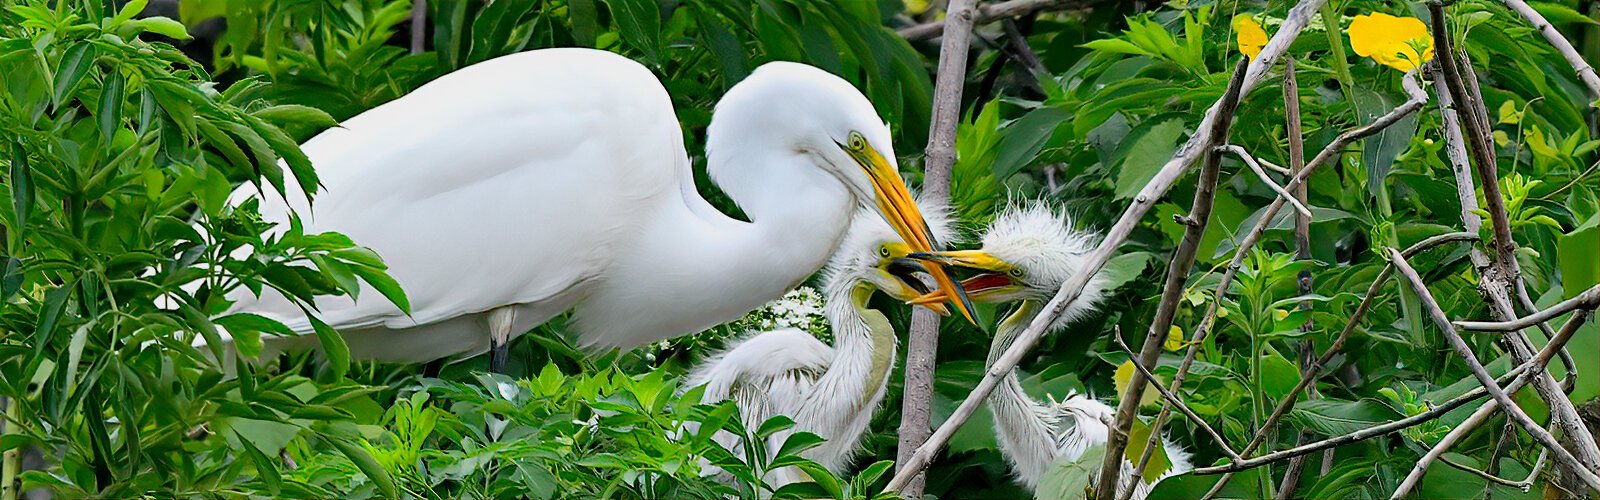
[877,245,892,258]
[1008,267,1026,279]
[848,132,867,151]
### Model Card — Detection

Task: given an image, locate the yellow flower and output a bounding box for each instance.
[1233,14,1268,60]
[1114,360,1162,406]
[1164,325,1184,351]
[1273,308,1290,321]
[1347,13,1434,72]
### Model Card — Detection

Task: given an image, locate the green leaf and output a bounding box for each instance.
[695,7,747,88]
[306,314,350,380]
[772,431,826,462]
[9,142,33,235]
[1036,444,1104,499]
[252,104,337,129]
[1,257,20,303]
[1098,252,1153,293]
[1125,420,1173,483]
[322,435,397,498]
[130,17,192,40]
[99,71,125,144]
[1290,398,1401,436]
[756,415,796,438]
[1559,213,1599,299]
[348,261,410,315]
[993,107,1069,180]
[1531,2,1598,25]
[605,0,662,66]
[34,286,71,353]
[1259,352,1301,401]
[214,313,296,359]
[53,43,96,107]
[1114,118,1184,199]
[568,0,599,46]
[1355,87,1418,193]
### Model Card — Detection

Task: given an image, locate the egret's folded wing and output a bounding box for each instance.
[222,49,689,337]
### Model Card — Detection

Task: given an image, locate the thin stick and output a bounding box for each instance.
[1455,284,1600,332]
[1218,144,1314,218]
[1101,57,1251,500]
[882,4,1329,489]
[1392,310,1591,499]
[410,0,427,54]
[1499,0,1600,99]
[1389,250,1600,491]
[1439,450,1545,490]
[1111,334,1241,461]
[1,398,17,500]
[898,0,1086,41]
[896,0,980,495]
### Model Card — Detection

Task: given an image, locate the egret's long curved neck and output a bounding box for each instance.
[813,280,898,410]
[986,300,1060,487]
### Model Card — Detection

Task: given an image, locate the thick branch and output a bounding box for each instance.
[880,3,1329,491]
[1389,250,1600,491]
[898,0,1088,41]
[896,0,980,496]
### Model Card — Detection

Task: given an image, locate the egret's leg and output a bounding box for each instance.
[488,306,517,373]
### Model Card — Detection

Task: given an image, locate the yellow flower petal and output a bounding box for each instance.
[1274,309,1290,321]
[1164,325,1184,351]
[1347,13,1434,72]
[1233,14,1269,60]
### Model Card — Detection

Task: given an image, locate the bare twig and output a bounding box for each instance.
[1389,250,1600,491]
[898,0,1089,41]
[1103,57,1251,500]
[1217,144,1314,218]
[1455,284,1600,332]
[1440,451,1545,490]
[896,0,980,495]
[1499,0,1600,99]
[1395,310,1593,496]
[410,0,426,54]
[1000,17,1049,85]
[1275,58,1315,500]
[1111,334,1241,461]
[881,3,1330,491]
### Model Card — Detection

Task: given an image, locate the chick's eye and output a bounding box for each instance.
[849,132,866,150]
[1008,268,1026,278]
[878,246,892,258]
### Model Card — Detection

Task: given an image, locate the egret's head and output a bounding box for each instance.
[909,203,1108,325]
[710,61,975,320]
[826,199,958,313]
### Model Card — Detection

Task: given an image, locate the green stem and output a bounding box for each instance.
[2,397,19,500]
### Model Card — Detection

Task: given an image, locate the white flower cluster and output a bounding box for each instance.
[755,287,826,330]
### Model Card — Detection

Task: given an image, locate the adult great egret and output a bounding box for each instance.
[683,201,954,489]
[218,48,970,371]
[911,204,1192,499]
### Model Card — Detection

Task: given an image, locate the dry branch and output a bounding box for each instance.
[1111,333,1240,462]
[1455,284,1600,332]
[896,0,981,496]
[898,0,1088,41]
[1389,250,1600,491]
[880,2,1331,492]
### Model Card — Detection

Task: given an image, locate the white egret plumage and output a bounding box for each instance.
[215,48,971,370]
[910,204,1192,499]
[682,201,954,489]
